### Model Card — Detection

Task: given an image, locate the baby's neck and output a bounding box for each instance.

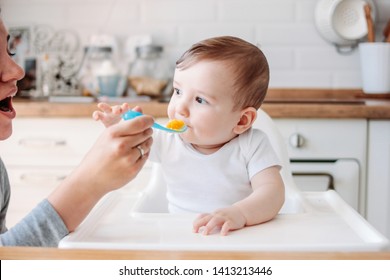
[191,144,223,155]
[191,135,239,155]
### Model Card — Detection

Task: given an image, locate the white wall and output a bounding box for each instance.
[2,0,390,89]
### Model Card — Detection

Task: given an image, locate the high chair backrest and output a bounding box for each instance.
[132,109,301,214]
[253,110,300,198]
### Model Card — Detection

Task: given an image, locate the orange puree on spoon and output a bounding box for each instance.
[166,119,185,131]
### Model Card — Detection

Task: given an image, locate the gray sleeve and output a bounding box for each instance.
[0,199,69,247]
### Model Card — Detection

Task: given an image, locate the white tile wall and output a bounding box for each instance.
[2,0,390,89]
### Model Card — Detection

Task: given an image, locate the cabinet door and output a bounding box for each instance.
[366,120,390,239]
[6,166,74,228]
[291,159,360,210]
[0,118,104,166]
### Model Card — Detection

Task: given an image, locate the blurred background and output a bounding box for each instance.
[2,0,389,91]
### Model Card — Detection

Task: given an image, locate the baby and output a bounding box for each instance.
[93,36,285,235]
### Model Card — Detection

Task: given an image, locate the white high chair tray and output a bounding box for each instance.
[59,189,389,251]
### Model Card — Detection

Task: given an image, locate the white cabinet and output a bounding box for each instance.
[0,118,102,227]
[273,119,367,214]
[366,120,390,239]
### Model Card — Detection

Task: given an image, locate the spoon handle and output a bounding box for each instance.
[122,110,143,120]
[122,110,185,133]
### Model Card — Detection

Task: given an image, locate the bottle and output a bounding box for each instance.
[127,45,172,100]
[40,53,52,97]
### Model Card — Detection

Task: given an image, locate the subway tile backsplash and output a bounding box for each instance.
[2,0,390,89]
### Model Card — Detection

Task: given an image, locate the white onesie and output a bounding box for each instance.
[149,128,281,213]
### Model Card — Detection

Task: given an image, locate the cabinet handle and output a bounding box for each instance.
[289,133,305,148]
[292,172,334,189]
[18,138,67,148]
[20,173,67,183]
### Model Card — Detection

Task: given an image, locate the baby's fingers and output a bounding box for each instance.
[97,102,113,113]
[92,111,104,121]
[220,221,234,236]
[113,103,130,114]
[193,213,211,233]
[201,217,225,235]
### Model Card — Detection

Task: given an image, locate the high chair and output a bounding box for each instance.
[59,110,389,251]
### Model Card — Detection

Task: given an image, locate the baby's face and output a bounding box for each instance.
[168,60,243,153]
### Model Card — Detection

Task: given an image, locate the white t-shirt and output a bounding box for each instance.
[149,128,281,213]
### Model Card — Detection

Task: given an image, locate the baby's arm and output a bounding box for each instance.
[92,102,131,128]
[193,166,285,235]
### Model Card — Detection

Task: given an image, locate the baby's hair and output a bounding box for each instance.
[176,36,269,110]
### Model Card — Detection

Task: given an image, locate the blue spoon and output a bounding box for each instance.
[122,110,187,133]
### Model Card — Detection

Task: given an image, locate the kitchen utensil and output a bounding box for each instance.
[359,42,390,94]
[122,110,187,133]
[315,0,376,53]
[364,3,375,42]
[383,19,390,42]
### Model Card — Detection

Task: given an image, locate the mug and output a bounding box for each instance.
[359,42,390,94]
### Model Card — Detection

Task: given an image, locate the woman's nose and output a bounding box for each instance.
[2,56,25,82]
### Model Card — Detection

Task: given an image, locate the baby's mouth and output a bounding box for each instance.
[0,97,13,112]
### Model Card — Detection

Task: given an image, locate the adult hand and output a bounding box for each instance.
[77,114,153,192]
[48,115,154,231]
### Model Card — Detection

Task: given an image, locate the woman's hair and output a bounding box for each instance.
[176,36,270,110]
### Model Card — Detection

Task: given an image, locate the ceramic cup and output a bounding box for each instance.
[359,42,390,94]
[97,75,121,97]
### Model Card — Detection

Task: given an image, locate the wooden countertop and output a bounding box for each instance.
[13,89,390,119]
[1,247,390,260]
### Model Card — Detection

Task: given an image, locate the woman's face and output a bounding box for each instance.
[0,18,25,140]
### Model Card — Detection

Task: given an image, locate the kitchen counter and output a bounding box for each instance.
[13,89,390,119]
[1,247,390,260]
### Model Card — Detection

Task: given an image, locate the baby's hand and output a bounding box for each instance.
[92,102,131,128]
[193,206,247,236]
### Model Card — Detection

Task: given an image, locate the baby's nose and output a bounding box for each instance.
[175,101,190,117]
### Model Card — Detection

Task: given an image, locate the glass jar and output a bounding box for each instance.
[78,46,122,97]
[127,45,172,99]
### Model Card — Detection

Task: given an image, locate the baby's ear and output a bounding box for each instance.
[233,107,257,134]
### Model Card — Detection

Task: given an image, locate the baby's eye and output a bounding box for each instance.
[173,88,183,96]
[195,96,208,104]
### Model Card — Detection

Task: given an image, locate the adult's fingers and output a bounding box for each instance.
[111,115,154,137]
[129,136,153,163]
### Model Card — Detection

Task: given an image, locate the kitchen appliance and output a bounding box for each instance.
[315,0,376,53]
[275,118,367,214]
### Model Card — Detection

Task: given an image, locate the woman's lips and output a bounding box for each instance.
[0,97,16,119]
